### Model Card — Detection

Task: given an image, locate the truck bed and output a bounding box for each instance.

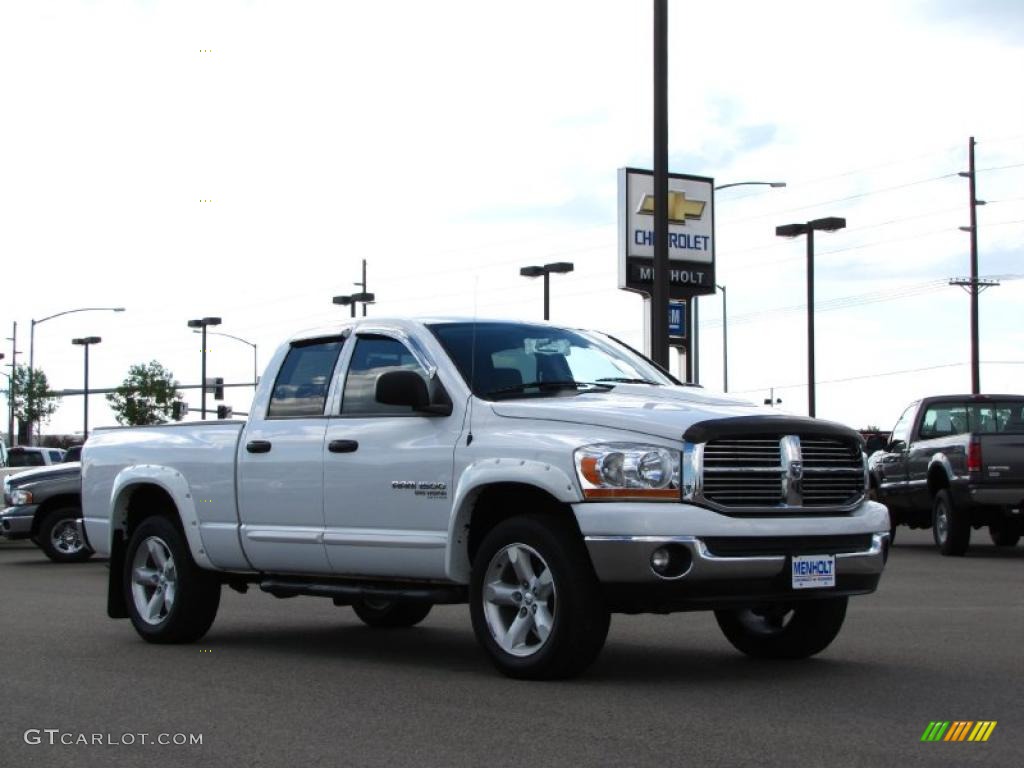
[82,422,246,568]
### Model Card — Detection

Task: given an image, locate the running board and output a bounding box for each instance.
[259,577,468,604]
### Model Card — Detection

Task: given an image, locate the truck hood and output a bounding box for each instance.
[5,462,80,488]
[489,384,772,441]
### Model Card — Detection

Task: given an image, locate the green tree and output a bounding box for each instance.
[106,361,185,426]
[7,365,61,442]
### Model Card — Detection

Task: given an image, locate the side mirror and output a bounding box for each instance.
[375,370,452,416]
[888,439,907,453]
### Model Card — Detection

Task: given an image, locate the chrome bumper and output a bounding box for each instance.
[0,505,37,539]
[584,533,889,583]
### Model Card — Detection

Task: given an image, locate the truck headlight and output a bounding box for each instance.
[10,489,33,506]
[574,443,680,500]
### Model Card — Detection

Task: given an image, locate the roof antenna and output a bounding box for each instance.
[467,276,478,446]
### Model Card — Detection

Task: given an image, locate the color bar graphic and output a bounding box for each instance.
[921,721,996,742]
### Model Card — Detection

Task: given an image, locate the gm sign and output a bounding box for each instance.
[618,168,716,299]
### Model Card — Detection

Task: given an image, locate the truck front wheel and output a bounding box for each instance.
[932,489,970,556]
[123,516,221,643]
[470,515,609,680]
[714,598,848,659]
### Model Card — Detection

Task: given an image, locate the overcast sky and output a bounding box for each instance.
[2,0,1022,439]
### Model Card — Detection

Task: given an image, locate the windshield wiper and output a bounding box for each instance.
[485,380,613,398]
[596,377,661,385]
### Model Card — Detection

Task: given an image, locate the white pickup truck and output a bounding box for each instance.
[83,318,889,679]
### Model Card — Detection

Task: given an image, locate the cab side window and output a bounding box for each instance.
[341,336,426,416]
[267,339,344,419]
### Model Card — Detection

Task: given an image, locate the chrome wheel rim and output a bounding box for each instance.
[482,543,556,658]
[131,536,177,626]
[51,519,84,555]
[936,503,949,543]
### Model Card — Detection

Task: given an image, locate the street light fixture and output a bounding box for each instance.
[775,216,847,417]
[71,336,102,439]
[28,306,124,444]
[332,292,375,318]
[187,317,222,420]
[714,181,787,192]
[519,262,574,320]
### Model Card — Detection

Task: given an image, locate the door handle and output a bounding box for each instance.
[246,440,272,454]
[328,439,359,454]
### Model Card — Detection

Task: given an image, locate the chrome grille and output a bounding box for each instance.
[695,434,864,513]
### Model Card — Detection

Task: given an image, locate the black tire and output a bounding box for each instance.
[352,598,433,628]
[123,515,221,643]
[469,514,609,680]
[37,506,93,563]
[714,597,848,660]
[989,521,1021,547]
[932,489,970,556]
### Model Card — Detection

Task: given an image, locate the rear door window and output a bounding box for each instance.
[267,339,344,419]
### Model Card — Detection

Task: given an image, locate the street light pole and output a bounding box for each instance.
[776,217,847,418]
[519,262,574,320]
[650,0,670,370]
[805,227,816,415]
[695,181,786,384]
[28,307,124,444]
[71,337,101,439]
[187,317,222,420]
[715,284,728,392]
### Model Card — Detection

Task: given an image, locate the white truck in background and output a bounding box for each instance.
[82,318,889,679]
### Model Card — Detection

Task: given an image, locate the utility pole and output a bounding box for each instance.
[650,0,670,370]
[7,322,18,445]
[956,136,988,394]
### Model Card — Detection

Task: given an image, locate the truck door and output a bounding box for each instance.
[322,332,463,579]
[237,336,346,574]
[907,402,968,508]
[876,404,915,510]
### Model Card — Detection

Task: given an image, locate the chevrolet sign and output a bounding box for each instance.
[618,167,716,299]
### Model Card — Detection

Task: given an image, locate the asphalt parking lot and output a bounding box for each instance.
[1,529,1020,768]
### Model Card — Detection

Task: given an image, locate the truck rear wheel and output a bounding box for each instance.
[932,489,970,556]
[470,515,609,680]
[38,506,93,563]
[123,516,221,643]
[714,597,848,659]
[989,520,1021,547]
[352,598,432,628]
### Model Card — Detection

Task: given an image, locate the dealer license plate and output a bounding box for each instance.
[791,554,836,590]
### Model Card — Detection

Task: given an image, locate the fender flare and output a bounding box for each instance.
[109,464,214,570]
[444,458,580,582]
[926,453,955,492]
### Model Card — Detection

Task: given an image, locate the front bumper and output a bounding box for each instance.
[0,505,38,539]
[575,500,889,612]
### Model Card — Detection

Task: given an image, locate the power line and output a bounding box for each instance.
[731,360,1024,395]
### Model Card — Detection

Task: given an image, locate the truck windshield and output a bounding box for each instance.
[428,322,674,400]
